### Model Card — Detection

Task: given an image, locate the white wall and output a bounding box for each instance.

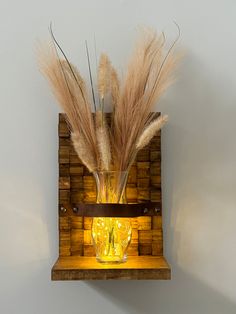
[1,0,236,313]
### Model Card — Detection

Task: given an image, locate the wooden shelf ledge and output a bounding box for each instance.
[52,256,171,280]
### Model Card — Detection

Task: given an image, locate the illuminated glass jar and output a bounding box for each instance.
[92,171,132,263]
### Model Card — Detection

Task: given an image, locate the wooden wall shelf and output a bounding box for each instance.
[53,113,171,281]
[52,256,171,280]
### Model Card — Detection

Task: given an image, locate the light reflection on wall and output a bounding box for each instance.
[0,176,51,267]
[166,158,236,303]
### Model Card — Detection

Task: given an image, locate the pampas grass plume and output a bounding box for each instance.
[96,127,111,171]
[136,115,168,150]
[111,67,120,106]
[71,132,97,172]
[98,53,111,100]
[96,111,111,170]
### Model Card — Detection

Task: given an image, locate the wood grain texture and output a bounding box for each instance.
[52,256,171,280]
[55,113,169,280]
[58,113,163,258]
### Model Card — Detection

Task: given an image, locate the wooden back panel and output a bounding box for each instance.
[58,113,163,257]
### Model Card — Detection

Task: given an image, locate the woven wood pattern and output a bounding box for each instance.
[58,113,163,257]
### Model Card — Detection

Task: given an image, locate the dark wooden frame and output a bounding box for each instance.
[51,113,171,280]
[59,202,161,217]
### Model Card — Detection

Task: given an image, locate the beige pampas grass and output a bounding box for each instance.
[37,41,99,172]
[71,132,97,172]
[38,26,180,173]
[96,127,111,170]
[96,111,111,170]
[110,67,120,106]
[136,115,168,150]
[112,28,179,170]
[98,54,111,103]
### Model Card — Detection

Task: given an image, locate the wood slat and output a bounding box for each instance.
[52,256,171,280]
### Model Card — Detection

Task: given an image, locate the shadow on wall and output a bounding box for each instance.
[162,52,236,303]
[86,266,236,314]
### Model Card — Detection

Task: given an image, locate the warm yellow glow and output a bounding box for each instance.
[92,217,132,263]
[92,171,131,263]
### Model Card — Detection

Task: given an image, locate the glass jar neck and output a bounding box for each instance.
[93,171,128,204]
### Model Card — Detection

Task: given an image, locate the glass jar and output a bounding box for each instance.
[91,171,132,263]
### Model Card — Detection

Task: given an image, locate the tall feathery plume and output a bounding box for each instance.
[98,53,111,109]
[96,111,111,170]
[97,54,112,156]
[71,132,97,172]
[60,60,86,92]
[136,115,168,150]
[37,39,99,172]
[112,27,179,171]
[96,127,111,170]
[112,30,172,170]
[110,66,120,106]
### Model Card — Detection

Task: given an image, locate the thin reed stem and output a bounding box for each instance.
[85,40,96,112]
